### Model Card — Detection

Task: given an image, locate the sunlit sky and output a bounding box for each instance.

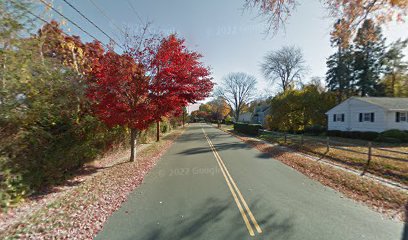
[37,0,408,111]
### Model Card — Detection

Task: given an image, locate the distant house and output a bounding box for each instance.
[238,112,252,122]
[251,104,271,127]
[326,97,408,132]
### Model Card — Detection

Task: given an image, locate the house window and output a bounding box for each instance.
[401,113,407,122]
[359,112,375,122]
[333,114,345,122]
[364,113,371,121]
[396,112,407,122]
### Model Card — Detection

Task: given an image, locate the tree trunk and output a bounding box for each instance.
[1,55,5,104]
[130,128,138,162]
[156,120,160,142]
[182,113,185,127]
[391,73,396,96]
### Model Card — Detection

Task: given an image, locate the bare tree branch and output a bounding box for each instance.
[261,45,306,92]
[244,0,408,39]
[243,0,298,35]
[214,72,257,121]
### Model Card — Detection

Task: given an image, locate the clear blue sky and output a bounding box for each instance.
[39,0,407,101]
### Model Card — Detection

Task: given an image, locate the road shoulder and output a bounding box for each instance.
[0,128,186,239]
[215,124,408,223]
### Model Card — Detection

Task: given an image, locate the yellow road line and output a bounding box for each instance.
[202,129,255,237]
[202,128,263,236]
[213,149,263,234]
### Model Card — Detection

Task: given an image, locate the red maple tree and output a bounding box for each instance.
[148,34,213,140]
[87,51,151,161]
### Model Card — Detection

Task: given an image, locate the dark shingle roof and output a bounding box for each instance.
[353,97,408,111]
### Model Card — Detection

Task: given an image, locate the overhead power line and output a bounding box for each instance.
[11,0,49,25]
[38,0,124,50]
[126,0,152,35]
[10,0,112,50]
[126,0,144,25]
[60,0,122,49]
[88,0,126,36]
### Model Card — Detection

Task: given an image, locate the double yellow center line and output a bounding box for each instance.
[202,128,262,237]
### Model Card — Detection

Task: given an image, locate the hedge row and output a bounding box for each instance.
[304,125,326,136]
[377,129,408,143]
[327,130,379,141]
[328,129,408,143]
[234,122,263,135]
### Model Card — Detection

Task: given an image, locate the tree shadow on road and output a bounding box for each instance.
[253,144,286,160]
[129,197,294,240]
[175,128,235,144]
[178,142,252,156]
[175,132,208,143]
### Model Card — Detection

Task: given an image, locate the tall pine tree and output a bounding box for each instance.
[382,39,408,96]
[326,19,355,103]
[353,19,386,96]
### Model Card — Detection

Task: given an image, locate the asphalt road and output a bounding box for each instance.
[96,123,405,240]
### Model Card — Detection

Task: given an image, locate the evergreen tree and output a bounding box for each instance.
[382,39,408,96]
[326,19,355,103]
[353,19,386,96]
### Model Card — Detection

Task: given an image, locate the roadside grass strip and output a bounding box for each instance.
[202,127,262,237]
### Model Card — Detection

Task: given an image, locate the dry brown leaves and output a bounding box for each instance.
[0,129,184,239]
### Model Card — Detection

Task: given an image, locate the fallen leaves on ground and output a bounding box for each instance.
[0,129,184,239]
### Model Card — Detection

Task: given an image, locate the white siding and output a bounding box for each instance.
[385,111,408,131]
[238,112,252,122]
[326,100,348,131]
[327,98,387,132]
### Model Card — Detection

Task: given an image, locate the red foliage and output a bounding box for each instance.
[88,33,213,133]
[87,51,152,130]
[149,34,213,121]
[83,40,105,74]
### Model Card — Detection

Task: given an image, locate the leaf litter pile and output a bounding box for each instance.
[0,129,184,239]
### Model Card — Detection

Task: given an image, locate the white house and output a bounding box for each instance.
[326,97,408,132]
[251,104,271,127]
[238,112,252,122]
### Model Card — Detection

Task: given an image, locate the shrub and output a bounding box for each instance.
[304,125,326,135]
[224,116,234,125]
[0,161,28,209]
[377,129,408,143]
[327,130,379,140]
[376,136,401,143]
[0,114,128,205]
[160,121,170,133]
[139,120,173,143]
[359,131,380,141]
[234,122,263,135]
[327,130,343,137]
